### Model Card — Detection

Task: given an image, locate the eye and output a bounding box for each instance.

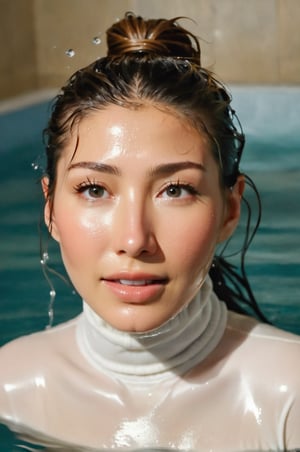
[74,180,109,200]
[160,182,199,199]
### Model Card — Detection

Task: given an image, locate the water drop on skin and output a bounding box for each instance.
[65,49,75,58]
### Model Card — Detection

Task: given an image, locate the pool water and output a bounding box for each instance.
[0,88,299,449]
[0,100,82,348]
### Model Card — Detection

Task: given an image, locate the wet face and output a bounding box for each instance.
[43,104,242,332]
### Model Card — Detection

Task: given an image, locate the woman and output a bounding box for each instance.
[0,13,300,451]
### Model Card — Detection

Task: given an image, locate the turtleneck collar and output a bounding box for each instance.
[76,277,227,379]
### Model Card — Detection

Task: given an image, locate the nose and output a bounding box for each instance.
[113,196,158,258]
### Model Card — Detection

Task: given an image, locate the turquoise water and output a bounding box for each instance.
[0,89,299,449]
[0,100,82,348]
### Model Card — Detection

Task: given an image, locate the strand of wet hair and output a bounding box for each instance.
[211,175,270,322]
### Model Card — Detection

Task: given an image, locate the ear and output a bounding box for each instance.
[41,177,60,243]
[217,175,245,243]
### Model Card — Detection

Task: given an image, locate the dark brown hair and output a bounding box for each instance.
[106,14,200,62]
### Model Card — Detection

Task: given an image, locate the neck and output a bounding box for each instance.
[76,277,227,378]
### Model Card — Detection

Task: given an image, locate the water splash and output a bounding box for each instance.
[31,154,45,175]
[92,36,101,45]
[40,251,49,265]
[46,289,56,330]
[65,48,75,58]
[40,252,57,329]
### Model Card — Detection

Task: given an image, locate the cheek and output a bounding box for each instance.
[53,207,112,266]
[163,209,221,270]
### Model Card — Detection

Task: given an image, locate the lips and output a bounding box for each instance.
[101,273,168,303]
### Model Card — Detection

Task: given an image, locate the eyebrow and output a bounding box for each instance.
[149,161,206,177]
[68,160,205,177]
[68,161,121,176]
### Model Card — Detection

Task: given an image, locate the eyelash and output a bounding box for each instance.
[73,178,200,199]
[73,178,108,198]
[161,181,200,198]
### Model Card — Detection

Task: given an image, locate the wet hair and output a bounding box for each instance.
[43,12,268,322]
[45,13,244,196]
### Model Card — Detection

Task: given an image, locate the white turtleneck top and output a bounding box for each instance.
[0,277,300,451]
[77,277,227,378]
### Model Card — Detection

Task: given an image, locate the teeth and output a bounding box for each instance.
[119,279,151,286]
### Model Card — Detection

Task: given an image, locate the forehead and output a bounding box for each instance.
[63,104,211,165]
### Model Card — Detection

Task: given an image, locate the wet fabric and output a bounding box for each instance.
[0,278,300,451]
[77,277,227,377]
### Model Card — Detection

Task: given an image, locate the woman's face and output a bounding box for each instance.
[44,104,242,332]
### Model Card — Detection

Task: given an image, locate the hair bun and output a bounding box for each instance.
[106,12,200,64]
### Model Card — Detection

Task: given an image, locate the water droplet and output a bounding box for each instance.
[65,48,75,58]
[31,162,39,170]
[41,252,49,264]
[92,36,101,45]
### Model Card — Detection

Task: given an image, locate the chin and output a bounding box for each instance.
[104,309,170,334]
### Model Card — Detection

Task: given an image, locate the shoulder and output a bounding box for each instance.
[227,310,300,345]
[0,316,81,428]
[226,310,300,382]
[223,312,300,449]
[0,316,80,378]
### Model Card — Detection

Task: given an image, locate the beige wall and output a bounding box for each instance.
[1,0,300,100]
[0,0,37,98]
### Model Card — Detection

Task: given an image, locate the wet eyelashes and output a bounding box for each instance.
[74,178,109,199]
[73,178,200,200]
[160,181,200,199]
